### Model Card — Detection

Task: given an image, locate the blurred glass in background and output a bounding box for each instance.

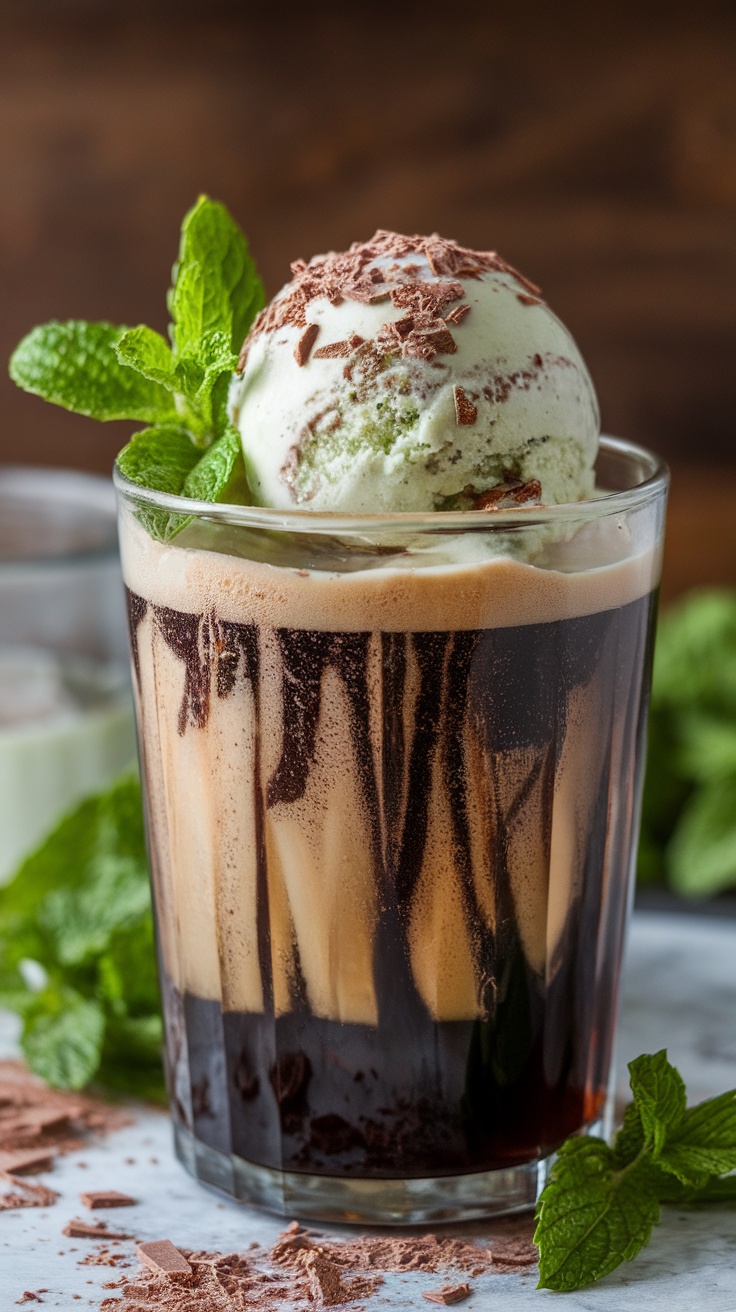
[0,467,135,882]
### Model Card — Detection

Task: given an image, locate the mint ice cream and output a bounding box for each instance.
[229,230,599,513]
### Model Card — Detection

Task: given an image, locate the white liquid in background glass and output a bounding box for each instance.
[0,647,136,884]
[0,468,138,886]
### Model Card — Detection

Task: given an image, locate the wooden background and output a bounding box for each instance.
[0,0,734,599]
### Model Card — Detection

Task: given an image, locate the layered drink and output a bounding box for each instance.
[120,510,659,1208]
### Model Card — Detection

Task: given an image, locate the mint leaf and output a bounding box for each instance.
[23,991,106,1091]
[668,777,736,898]
[116,424,200,495]
[0,771,163,1099]
[660,1090,736,1183]
[118,422,247,542]
[169,195,264,356]
[182,425,244,502]
[115,324,179,392]
[612,1100,646,1165]
[10,321,177,423]
[40,854,151,967]
[628,1050,686,1157]
[535,1137,660,1292]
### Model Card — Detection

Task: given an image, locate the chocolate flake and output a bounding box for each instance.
[137,1240,192,1275]
[445,304,471,325]
[63,1218,134,1241]
[422,1282,473,1305]
[313,334,364,359]
[294,322,319,366]
[517,293,542,306]
[1,1173,59,1210]
[0,1147,56,1174]
[298,1249,350,1306]
[467,476,542,510]
[453,386,478,426]
[81,1190,136,1209]
[238,230,542,363]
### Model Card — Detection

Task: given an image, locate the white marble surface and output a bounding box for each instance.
[2,911,736,1310]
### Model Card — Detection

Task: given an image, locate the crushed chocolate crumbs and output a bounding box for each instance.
[422,1282,473,1304]
[294,322,319,366]
[98,1222,537,1311]
[453,386,478,426]
[0,1062,128,1211]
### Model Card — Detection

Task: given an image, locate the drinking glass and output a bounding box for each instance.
[116,436,667,1224]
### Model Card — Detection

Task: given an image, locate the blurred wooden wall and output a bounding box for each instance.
[0,0,734,596]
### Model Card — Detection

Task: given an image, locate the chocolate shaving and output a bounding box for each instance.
[298,1250,350,1306]
[422,1282,472,1305]
[294,322,319,366]
[63,1218,134,1241]
[239,229,542,357]
[453,386,478,426]
[0,1147,56,1174]
[517,293,542,306]
[81,1190,136,1209]
[313,334,364,359]
[445,304,471,325]
[0,1172,59,1210]
[468,477,542,510]
[137,1240,192,1275]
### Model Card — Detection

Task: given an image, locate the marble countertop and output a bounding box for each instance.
[2,911,735,1310]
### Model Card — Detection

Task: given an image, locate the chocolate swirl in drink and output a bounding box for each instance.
[121,517,658,1179]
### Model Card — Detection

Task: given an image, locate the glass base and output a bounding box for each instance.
[172,1122,551,1225]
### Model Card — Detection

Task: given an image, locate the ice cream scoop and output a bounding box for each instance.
[229,230,599,513]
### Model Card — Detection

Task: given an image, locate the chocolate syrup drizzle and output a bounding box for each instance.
[126,586,655,1176]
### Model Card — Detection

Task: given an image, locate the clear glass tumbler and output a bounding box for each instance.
[116,436,668,1225]
[0,467,135,884]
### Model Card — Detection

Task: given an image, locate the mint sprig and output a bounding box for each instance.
[535,1050,736,1291]
[9,196,264,541]
[0,771,164,1099]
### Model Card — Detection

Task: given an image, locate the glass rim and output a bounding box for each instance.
[113,434,669,535]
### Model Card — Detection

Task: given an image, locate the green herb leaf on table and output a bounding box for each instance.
[23,990,106,1092]
[0,771,163,1099]
[9,321,177,423]
[535,1050,736,1291]
[638,589,736,897]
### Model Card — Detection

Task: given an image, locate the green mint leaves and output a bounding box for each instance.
[535,1050,736,1291]
[0,771,164,1099]
[639,590,736,897]
[9,321,178,424]
[9,196,264,541]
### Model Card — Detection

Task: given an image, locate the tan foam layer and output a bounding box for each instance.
[119,508,660,633]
